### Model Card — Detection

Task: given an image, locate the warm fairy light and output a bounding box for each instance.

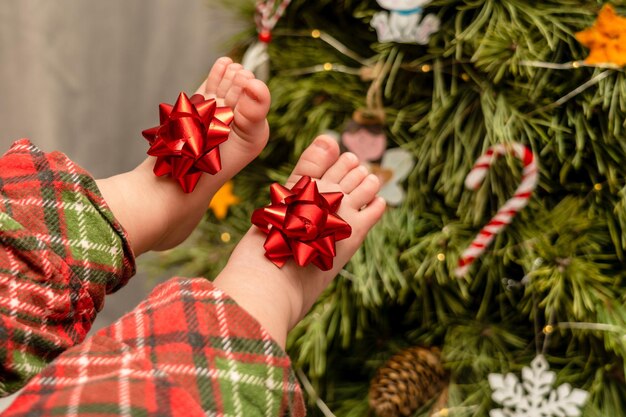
[311,29,321,38]
[543,325,554,334]
[437,253,446,262]
[221,232,231,243]
[594,183,603,191]
[323,62,333,71]
[461,73,470,81]
[572,61,581,68]
[421,64,432,72]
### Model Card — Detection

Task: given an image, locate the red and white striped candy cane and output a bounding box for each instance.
[255,0,292,42]
[455,142,539,278]
[243,0,292,80]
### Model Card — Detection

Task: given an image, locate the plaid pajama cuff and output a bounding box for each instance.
[6,278,306,416]
[0,139,136,395]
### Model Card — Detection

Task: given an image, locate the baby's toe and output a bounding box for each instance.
[347,174,381,210]
[339,165,369,194]
[285,136,341,186]
[224,70,254,108]
[202,56,233,98]
[321,152,360,184]
[354,196,386,236]
[216,63,243,98]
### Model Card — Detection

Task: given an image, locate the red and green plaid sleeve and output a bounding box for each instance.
[0,140,306,415]
[4,278,306,416]
[0,139,136,395]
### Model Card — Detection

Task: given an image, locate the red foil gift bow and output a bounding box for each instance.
[142,92,234,193]
[251,176,352,271]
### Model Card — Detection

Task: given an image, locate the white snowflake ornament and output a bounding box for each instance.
[488,355,589,417]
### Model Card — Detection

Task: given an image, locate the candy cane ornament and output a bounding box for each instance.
[241,0,292,81]
[256,0,291,39]
[455,142,539,278]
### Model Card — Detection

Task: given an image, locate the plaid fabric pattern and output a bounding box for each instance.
[0,139,135,395]
[5,278,305,416]
[0,140,305,415]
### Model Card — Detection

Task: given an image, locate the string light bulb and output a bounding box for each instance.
[311,29,321,38]
[221,232,232,243]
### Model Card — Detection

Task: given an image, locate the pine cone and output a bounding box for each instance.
[369,346,448,417]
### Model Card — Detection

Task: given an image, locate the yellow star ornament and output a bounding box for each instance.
[575,4,626,67]
[209,181,240,220]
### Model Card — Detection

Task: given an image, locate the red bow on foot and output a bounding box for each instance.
[142,92,234,193]
[251,176,352,271]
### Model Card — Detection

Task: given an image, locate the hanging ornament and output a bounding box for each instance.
[371,0,441,44]
[339,110,415,206]
[340,54,418,207]
[455,142,538,278]
[371,147,415,206]
[369,346,448,417]
[575,4,626,67]
[209,180,241,220]
[341,108,388,162]
[489,355,589,417]
[241,0,292,81]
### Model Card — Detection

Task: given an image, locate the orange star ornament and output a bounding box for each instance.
[575,4,626,67]
[209,181,240,220]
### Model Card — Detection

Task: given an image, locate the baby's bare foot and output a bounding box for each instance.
[214,135,386,347]
[97,57,271,255]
